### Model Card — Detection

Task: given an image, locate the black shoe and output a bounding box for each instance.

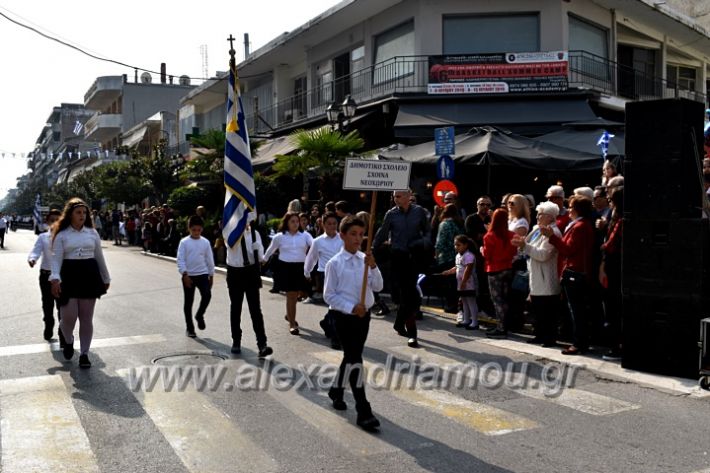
[407,338,419,348]
[465,324,479,331]
[356,411,380,431]
[289,327,300,336]
[527,337,544,345]
[63,341,74,360]
[455,322,468,328]
[58,328,67,349]
[542,341,558,348]
[269,287,279,294]
[43,322,54,341]
[602,350,622,361]
[485,328,507,339]
[374,305,390,316]
[328,390,347,411]
[79,354,91,368]
[186,330,197,338]
[196,316,206,330]
[393,324,408,338]
[231,343,241,354]
[319,319,331,338]
[258,346,273,358]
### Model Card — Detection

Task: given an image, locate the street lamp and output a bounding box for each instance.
[326,94,358,130]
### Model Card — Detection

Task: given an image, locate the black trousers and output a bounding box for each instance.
[391,251,420,339]
[0,228,5,248]
[182,274,212,331]
[330,311,371,412]
[226,265,267,348]
[530,295,559,344]
[561,270,591,350]
[39,270,60,325]
[603,258,622,350]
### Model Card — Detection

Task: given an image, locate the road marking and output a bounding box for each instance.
[0,334,166,357]
[476,338,710,398]
[252,361,399,455]
[116,368,277,473]
[311,351,537,436]
[0,375,99,473]
[389,346,641,416]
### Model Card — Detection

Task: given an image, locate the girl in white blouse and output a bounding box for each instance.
[50,198,110,369]
[264,212,313,335]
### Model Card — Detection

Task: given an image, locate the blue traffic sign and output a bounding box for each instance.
[435,126,455,156]
[436,154,455,180]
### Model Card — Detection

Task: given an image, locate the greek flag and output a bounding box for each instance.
[596,130,614,159]
[33,194,42,229]
[222,65,256,248]
[73,120,83,135]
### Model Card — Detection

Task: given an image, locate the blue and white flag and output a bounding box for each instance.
[596,130,614,159]
[33,194,42,228]
[73,120,83,135]
[222,65,256,248]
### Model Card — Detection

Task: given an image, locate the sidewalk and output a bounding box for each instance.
[139,249,710,399]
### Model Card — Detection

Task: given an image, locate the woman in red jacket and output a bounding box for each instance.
[481,209,517,338]
[541,195,595,355]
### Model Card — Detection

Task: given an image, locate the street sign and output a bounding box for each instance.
[343,159,412,191]
[436,154,455,180]
[433,179,458,207]
[435,126,455,156]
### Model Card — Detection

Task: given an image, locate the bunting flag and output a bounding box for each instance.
[222,61,256,248]
[596,130,614,159]
[33,194,42,229]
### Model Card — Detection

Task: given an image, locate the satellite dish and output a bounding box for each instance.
[140,72,152,84]
[179,75,191,86]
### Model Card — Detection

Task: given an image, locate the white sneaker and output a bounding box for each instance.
[456,311,464,323]
[302,298,315,304]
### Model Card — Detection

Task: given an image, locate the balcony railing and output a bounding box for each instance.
[568,50,706,104]
[246,51,707,133]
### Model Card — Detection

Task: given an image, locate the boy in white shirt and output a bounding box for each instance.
[28,209,62,342]
[324,215,383,431]
[177,216,215,337]
[304,212,343,344]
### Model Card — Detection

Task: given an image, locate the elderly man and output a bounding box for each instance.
[373,189,431,348]
[545,185,569,231]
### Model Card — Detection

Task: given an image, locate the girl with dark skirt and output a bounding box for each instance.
[50,198,111,368]
[264,212,312,335]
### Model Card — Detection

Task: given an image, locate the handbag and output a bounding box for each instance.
[511,269,530,293]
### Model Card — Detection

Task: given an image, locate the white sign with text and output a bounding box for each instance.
[343,159,412,191]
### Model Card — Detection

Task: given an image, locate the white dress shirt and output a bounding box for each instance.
[177,236,215,276]
[303,233,343,277]
[264,231,313,263]
[324,249,383,314]
[28,232,53,271]
[51,226,111,283]
[226,229,265,267]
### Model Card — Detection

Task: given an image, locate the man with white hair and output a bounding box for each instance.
[545,185,569,231]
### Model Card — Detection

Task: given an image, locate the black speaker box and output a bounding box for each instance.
[622,218,710,294]
[624,98,705,219]
[622,292,703,378]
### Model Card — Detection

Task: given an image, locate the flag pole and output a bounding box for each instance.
[359,191,377,307]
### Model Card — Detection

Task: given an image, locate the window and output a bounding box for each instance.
[373,21,415,85]
[569,16,608,58]
[351,46,366,95]
[667,65,696,91]
[443,14,539,54]
[316,69,333,107]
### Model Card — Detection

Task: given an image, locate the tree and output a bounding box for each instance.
[271,127,364,179]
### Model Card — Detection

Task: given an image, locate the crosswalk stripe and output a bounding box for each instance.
[388,346,640,416]
[0,334,166,357]
[116,368,277,473]
[0,375,100,473]
[257,364,399,455]
[311,351,537,436]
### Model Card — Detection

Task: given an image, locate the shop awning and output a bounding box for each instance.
[394,98,597,137]
[121,127,148,148]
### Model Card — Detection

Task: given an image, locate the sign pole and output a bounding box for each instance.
[360,191,378,306]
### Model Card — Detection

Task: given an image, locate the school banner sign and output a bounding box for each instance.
[343,159,411,191]
[427,51,569,95]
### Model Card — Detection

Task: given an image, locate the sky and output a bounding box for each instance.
[0,0,342,200]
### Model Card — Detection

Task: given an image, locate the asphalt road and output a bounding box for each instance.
[0,229,709,473]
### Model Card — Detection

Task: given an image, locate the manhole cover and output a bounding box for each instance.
[152,351,227,366]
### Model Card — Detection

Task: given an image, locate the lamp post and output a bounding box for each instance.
[326,94,358,131]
